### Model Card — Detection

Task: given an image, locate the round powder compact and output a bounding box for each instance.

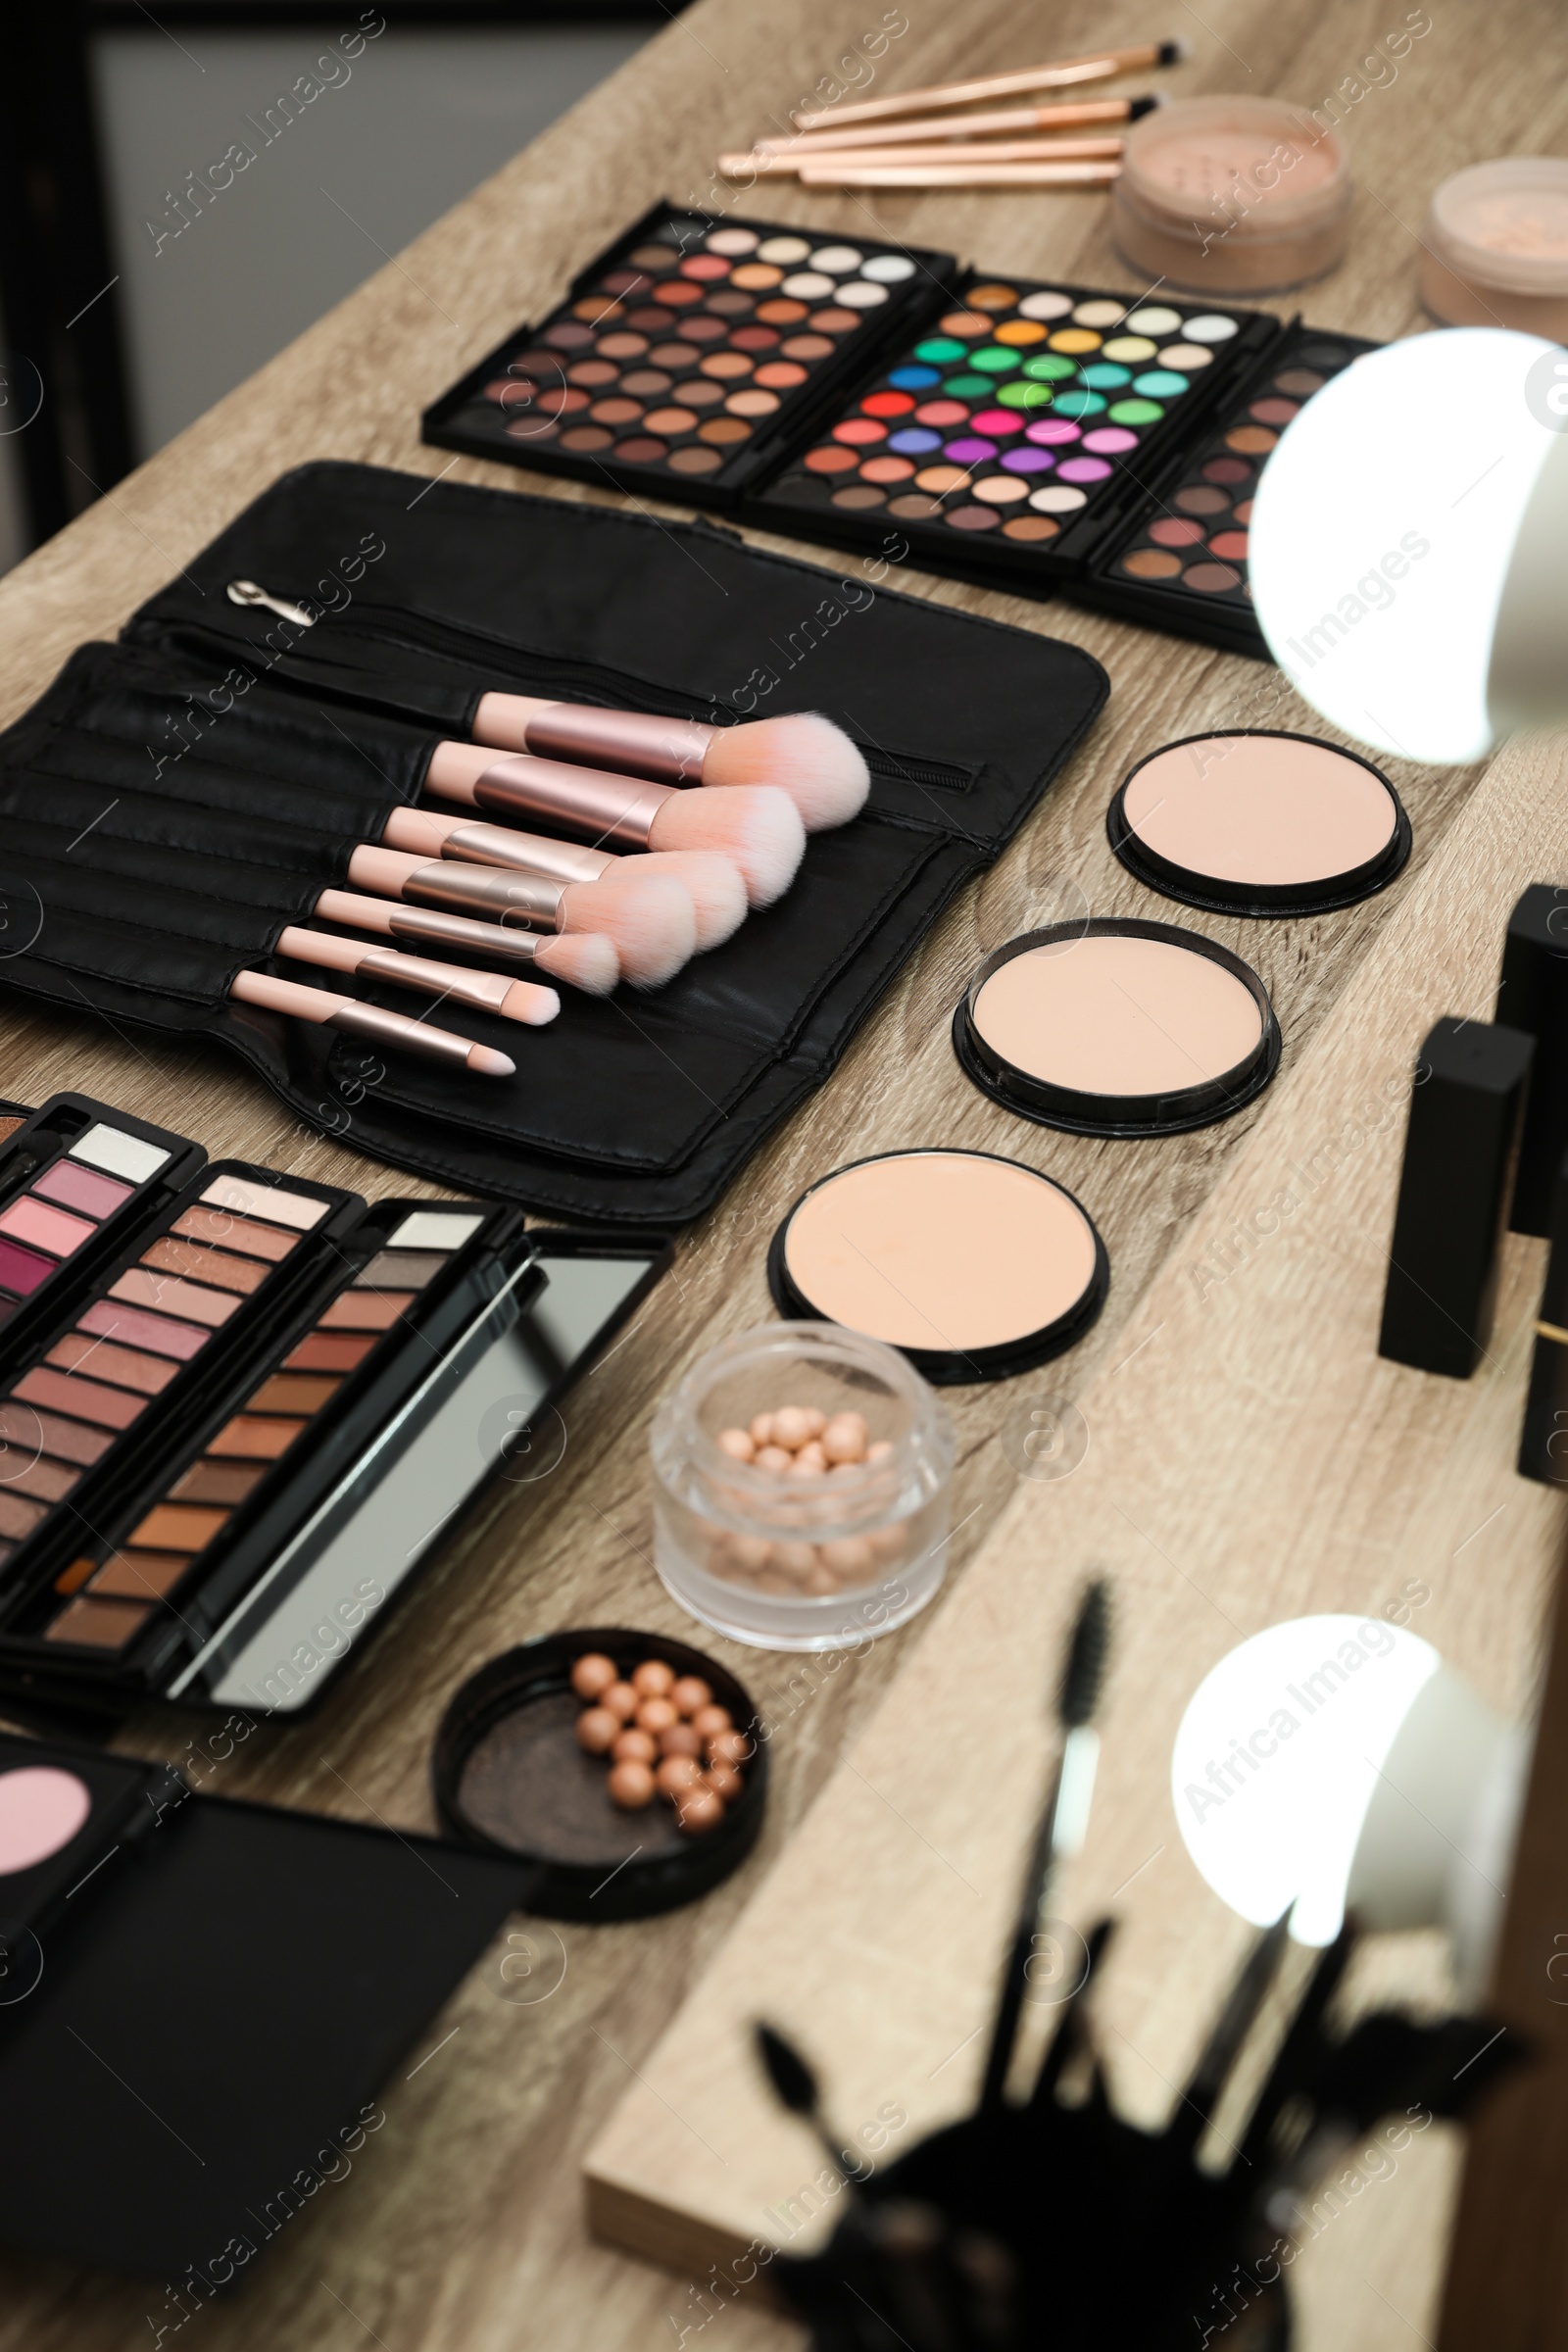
[433,1630,765,1921]
[768,1149,1106,1383]
[956,919,1281,1138]
[1108,730,1410,916]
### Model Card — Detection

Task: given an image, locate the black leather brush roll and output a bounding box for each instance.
[0,463,1106,1222]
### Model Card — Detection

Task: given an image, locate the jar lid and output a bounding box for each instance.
[432,1629,766,1921]
[1119,95,1351,247]
[1425,158,1568,296]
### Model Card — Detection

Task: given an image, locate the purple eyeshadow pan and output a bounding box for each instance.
[0,1240,55,1298]
[945,437,997,464]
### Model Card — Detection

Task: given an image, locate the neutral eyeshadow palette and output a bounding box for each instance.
[0,1152,669,1716]
[422,202,954,505]
[423,206,1384,655]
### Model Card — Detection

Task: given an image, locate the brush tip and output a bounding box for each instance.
[565,873,697,988]
[648,784,806,906]
[1157,35,1189,62]
[466,1044,516,1077]
[505,981,561,1025]
[640,849,749,949]
[705,711,870,831]
[532,931,620,995]
[1129,91,1164,117]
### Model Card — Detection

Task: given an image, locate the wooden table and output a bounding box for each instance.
[2,3,1566,2346]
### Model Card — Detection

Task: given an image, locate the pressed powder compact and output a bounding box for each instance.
[1108,731,1411,915]
[768,1149,1108,1381]
[956,919,1281,1137]
[433,1628,766,1920]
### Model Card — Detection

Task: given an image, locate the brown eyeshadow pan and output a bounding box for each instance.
[169,1459,269,1505]
[45,1333,179,1395]
[243,1372,341,1414]
[206,1415,307,1460]
[318,1292,415,1332]
[140,1236,270,1293]
[45,1595,150,1648]
[15,1366,148,1430]
[89,1550,194,1599]
[3,1454,78,1502]
[0,1402,111,1466]
[284,1332,377,1373]
[126,1502,230,1550]
[0,1490,44,1539]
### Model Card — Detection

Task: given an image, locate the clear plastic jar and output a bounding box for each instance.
[651,1321,955,1652]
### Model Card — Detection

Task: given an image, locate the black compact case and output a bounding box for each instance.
[0,1728,523,2282]
[0,459,1105,1223]
[422,203,1383,655]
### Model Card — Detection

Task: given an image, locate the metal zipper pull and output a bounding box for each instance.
[226,578,316,628]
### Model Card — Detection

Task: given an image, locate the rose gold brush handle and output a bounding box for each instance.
[426,740,674,851]
[316,889,554,964]
[348,844,568,929]
[383,805,614,885]
[471,699,716,787]
[230,969,514,1075]
[277,925,557,1024]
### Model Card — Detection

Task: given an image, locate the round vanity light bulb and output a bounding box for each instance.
[1250,327,1568,764]
[1172,1615,1441,1947]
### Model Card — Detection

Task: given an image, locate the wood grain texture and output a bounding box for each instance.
[0,0,1560,2346]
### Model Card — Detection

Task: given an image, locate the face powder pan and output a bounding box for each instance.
[955,919,1282,1138]
[767,1149,1107,1384]
[433,1628,766,1921]
[1108,731,1411,916]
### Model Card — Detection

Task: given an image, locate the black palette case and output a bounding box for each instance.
[0,462,1106,1222]
[421,203,1381,656]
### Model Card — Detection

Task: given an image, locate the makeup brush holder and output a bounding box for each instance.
[651,1322,954,1650]
[0,461,1105,1223]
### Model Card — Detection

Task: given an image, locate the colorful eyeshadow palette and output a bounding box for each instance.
[422,202,954,504]
[1074,324,1385,653]
[0,1153,670,1714]
[0,1095,204,1364]
[757,271,1269,573]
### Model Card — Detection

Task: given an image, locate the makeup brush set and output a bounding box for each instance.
[757,1587,1522,2351]
[0,461,1105,1219]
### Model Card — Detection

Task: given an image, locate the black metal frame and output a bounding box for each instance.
[0,0,683,554]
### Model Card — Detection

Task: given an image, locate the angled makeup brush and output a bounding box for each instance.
[381,806,747,953]
[275,926,559,1026]
[468,696,868,833]
[230,969,514,1076]
[313,889,619,995]
[755,92,1160,153]
[425,740,805,907]
[979,1578,1111,2111]
[729,137,1126,177]
[1166,1911,1291,2154]
[347,844,697,989]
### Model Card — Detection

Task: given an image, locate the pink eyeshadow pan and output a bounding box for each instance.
[0,1197,95,1257]
[35,1161,132,1218]
[0,1240,53,1296]
[75,1298,209,1358]
[108,1267,238,1327]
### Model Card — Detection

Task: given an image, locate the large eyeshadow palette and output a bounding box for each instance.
[0,1151,669,1714]
[757,273,1269,569]
[422,203,955,505]
[1072,324,1385,653]
[0,1095,205,1363]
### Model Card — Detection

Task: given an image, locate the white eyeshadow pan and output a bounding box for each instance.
[201,1173,329,1229]
[810,245,862,272]
[389,1209,485,1250]
[837,281,889,309]
[861,253,916,282]
[72,1125,171,1183]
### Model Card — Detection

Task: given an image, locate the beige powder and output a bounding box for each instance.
[972,933,1262,1096]
[783,1152,1098,1353]
[1123,734,1396,888]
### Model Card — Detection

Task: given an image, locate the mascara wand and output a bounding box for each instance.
[978,1579,1111,2111]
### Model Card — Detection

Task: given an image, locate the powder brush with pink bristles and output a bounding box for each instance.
[380,807,747,954]
[347,842,697,989]
[468,696,869,833]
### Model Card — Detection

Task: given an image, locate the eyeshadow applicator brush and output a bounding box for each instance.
[275,926,560,1026]
[380,807,747,953]
[424,740,805,907]
[313,889,619,995]
[230,970,514,1076]
[466,697,868,833]
[347,844,697,989]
